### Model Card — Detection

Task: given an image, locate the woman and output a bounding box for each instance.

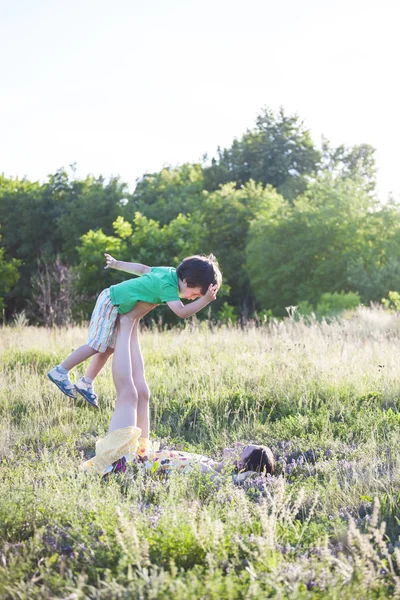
[81,427,275,479]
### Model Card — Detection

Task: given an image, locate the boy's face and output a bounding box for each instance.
[178,279,203,300]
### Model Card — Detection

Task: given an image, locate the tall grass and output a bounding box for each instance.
[1,307,400,598]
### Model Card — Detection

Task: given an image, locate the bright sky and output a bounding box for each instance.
[1,0,399,200]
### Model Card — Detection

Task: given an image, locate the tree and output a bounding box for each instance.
[345,199,400,302]
[0,176,49,313]
[30,257,74,326]
[0,233,20,312]
[203,107,321,202]
[132,163,205,225]
[0,169,134,314]
[321,139,377,195]
[246,175,375,314]
[197,181,286,317]
[54,170,133,264]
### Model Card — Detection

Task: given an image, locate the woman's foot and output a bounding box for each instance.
[74,377,99,409]
[47,366,76,399]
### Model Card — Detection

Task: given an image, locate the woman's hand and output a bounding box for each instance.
[104,253,118,269]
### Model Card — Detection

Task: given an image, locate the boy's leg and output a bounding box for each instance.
[75,347,114,407]
[85,347,114,380]
[48,344,98,398]
[60,345,98,371]
[48,288,116,400]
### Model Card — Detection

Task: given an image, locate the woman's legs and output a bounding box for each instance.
[108,312,138,433]
[130,321,151,439]
[107,303,156,434]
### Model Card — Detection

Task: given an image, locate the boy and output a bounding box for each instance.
[48,253,221,448]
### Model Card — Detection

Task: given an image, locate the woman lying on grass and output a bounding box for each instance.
[81,426,275,480]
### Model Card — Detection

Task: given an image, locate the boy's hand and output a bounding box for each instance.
[205,283,218,302]
[104,253,118,269]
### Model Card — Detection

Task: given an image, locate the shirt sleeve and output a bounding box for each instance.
[159,282,180,303]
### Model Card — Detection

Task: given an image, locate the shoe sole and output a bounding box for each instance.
[74,385,99,409]
[47,373,77,399]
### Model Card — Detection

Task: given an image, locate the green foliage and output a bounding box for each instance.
[0,105,395,323]
[74,227,126,316]
[298,292,361,319]
[344,200,400,302]
[133,163,205,225]
[316,291,360,317]
[51,169,133,264]
[321,138,377,194]
[216,302,238,325]
[204,107,321,202]
[246,175,383,314]
[197,181,285,313]
[297,300,314,316]
[0,169,132,314]
[382,291,400,312]
[0,234,20,311]
[112,215,133,239]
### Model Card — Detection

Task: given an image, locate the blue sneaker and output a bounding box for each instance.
[47,366,76,399]
[74,378,99,409]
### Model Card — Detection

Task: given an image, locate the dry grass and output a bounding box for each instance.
[1,307,400,598]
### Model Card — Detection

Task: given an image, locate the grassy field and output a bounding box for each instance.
[1,308,400,598]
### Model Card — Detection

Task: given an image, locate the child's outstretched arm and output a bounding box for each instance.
[167,284,218,319]
[104,253,151,275]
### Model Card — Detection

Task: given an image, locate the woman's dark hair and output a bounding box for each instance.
[243,446,275,475]
[176,254,222,295]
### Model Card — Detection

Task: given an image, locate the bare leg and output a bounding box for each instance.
[108,313,138,432]
[108,303,156,433]
[61,344,98,371]
[130,321,151,439]
[85,347,114,380]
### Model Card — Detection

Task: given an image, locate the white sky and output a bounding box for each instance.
[0,0,399,200]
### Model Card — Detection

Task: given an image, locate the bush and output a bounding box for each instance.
[316,291,360,318]
[297,300,314,317]
[382,291,400,312]
[217,302,238,325]
[296,293,360,319]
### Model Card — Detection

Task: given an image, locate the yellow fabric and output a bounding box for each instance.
[81,426,141,474]
[137,437,150,457]
[137,437,160,457]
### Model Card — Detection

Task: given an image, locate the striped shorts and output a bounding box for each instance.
[87,288,119,352]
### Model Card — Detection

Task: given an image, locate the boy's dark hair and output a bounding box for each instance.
[176,254,222,295]
[243,446,275,475]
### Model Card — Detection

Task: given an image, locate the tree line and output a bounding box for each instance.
[1,107,399,325]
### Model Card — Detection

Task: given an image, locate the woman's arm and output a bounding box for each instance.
[104,253,151,275]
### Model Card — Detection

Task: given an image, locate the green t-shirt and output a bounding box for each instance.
[109,266,180,314]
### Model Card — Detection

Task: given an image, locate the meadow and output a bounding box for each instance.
[1,308,400,599]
